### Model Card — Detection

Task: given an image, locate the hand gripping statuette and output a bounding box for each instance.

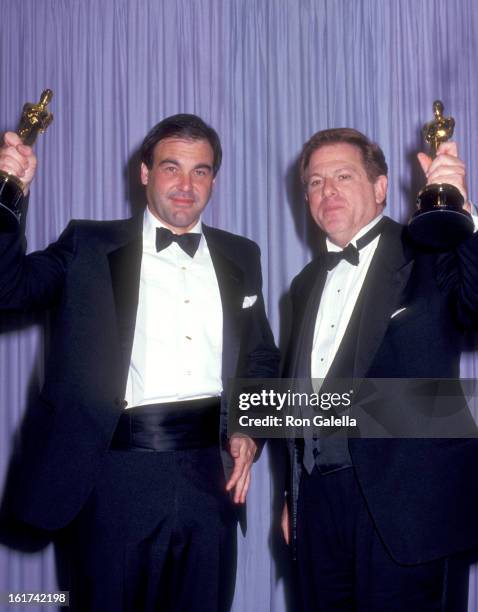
[408,100,473,249]
[0,89,53,231]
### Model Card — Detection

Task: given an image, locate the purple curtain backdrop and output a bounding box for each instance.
[1,1,477,610]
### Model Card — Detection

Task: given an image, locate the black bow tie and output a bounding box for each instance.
[155,227,201,258]
[325,243,359,270]
[325,217,386,271]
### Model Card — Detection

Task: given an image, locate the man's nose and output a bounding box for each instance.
[323,177,337,197]
[178,172,193,191]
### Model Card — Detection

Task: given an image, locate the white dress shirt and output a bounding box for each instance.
[124,208,223,407]
[311,215,383,379]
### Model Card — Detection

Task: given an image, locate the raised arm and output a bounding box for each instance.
[0,132,74,311]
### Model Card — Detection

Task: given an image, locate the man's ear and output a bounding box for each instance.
[374,175,388,205]
[140,162,149,186]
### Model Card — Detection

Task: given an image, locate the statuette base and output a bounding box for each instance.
[409,183,474,249]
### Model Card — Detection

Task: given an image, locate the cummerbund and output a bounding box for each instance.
[110,397,221,452]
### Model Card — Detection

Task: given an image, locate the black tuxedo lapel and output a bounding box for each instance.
[351,218,414,379]
[323,219,414,384]
[203,225,244,383]
[107,216,143,386]
[290,258,328,379]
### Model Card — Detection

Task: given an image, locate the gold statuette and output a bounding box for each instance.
[0,90,54,230]
[423,100,455,158]
[408,100,473,250]
[17,89,54,146]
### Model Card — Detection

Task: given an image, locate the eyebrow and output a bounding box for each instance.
[194,163,213,172]
[158,158,180,167]
[308,165,358,177]
[158,159,213,172]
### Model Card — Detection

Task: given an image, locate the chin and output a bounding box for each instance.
[321,220,347,237]
[175,218,200,231]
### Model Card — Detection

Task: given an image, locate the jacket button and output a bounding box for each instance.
[114,397,128,408]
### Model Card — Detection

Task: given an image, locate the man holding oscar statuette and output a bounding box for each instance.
[0,110,279,611]
[281,120,478,610]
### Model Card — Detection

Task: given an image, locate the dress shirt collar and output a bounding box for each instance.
[143,206,203,253]
[326,213,384,253]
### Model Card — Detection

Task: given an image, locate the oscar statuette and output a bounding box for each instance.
[0,89,53,231]
[408,100,473,249]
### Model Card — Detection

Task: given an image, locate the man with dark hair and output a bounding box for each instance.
[0,113,279,611]
[140,113,223,176]
[282,127,478,610]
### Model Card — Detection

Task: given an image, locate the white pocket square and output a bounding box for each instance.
[391,307,407,319]
[242,295,257,309]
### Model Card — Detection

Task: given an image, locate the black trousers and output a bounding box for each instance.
[56,446,237,612]
[296,467,470,612]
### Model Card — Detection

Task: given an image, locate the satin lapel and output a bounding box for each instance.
[291,258,328,378]
[203,226,244,383]
[107,217,143,383]
[352,220,414,379]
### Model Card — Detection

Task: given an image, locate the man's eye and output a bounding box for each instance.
[163,166,178,174]
[309,178,322,188]
[337,173,352,181]
[194,169,207,177]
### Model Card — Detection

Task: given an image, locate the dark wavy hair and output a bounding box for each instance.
[300,127,388,184]
[141,114,222,176]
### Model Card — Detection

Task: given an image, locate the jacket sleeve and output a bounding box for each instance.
[436,231,478,329]
[235,241,280,460]
[241,241,280,378]
[0,221,76,312]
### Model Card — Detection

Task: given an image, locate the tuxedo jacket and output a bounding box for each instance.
[284,216,478,565]
[0,213,279,530]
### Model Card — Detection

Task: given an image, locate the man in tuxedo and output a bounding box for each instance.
[281,127,478,611]
[0,114,279,611]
